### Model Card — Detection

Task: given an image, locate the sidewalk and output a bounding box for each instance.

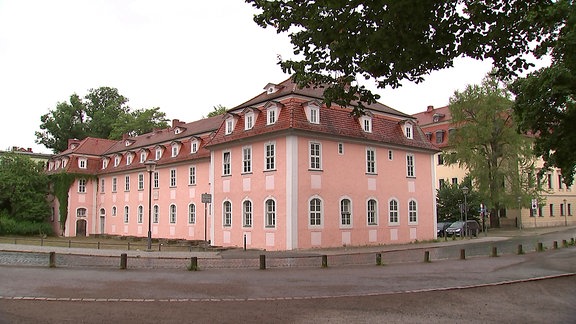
[0,225,574,260]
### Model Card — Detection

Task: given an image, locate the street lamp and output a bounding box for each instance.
[462,186,469,237]
[144,160,157,251]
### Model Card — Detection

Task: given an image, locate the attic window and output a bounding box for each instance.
[225,117,235,135]
[78,158,87,169]
[102,159,108,169]
[433,113,445,123]
[305,102,320,124]
[405,123,413,139]
[126,153,133,165]
[114,155,120,167]
[140,152,147,163]
[175,128,182,135]
[125,140,133,147]
[435,130,445,144]
[245,112,254,130]
[267,107,277,125]
[360,116,372,133]
[155,148,162,160]
[171,143,179,157]
[191,140,198,153]
[425,132,432,141]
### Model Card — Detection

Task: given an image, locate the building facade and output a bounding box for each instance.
[413,105,575,228]
[47,77,439,250]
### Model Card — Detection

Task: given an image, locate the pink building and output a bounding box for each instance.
[47,77,439,250]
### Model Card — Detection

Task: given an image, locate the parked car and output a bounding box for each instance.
[437,222,452,237]
[445,220,480,237]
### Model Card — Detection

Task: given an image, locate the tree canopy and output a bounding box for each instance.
[445,73,541,221]
[0,152,51,222]
[36,87,169,153]
[248,0,575,185]
[205,104,228,118]
[436,177,480,223]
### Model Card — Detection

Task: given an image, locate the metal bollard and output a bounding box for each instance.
[189,257,198,271]
[517,244,524,255]
[259,254,266,270]
[460,249,466,260]
[321,255,328,268]
[49,252,56,268]
[376,253,382,266]
[120,253,127,270]
[491,246,498,257]
[424,251,431,263]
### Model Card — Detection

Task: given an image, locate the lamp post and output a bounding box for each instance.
[144,160,157,251]
[462,186,469,237]
[517,196,522,230]
[564,199,568,226]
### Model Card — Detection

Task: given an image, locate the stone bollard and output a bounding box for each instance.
[537,242,544,252]
[259,254,266,270]
[49,252,56,268]
[460,249,466,260]
[120,253,127,270]
[189,257,198,271]
[553,241,558,249]
[423,251,431,263]
[491,246,498,257]
[321,255,328,268]
[517,244,524,255]
[562,240,568,248]
[376,253,382,266]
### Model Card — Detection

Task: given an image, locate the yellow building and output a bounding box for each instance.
[413,105,574,229]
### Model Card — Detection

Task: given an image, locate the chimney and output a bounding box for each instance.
[27,148,32,152]
[427,105,434,112]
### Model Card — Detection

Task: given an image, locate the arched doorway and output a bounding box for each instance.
[76,219,87,237]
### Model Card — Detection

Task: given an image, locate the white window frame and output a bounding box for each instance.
[267,107,277,125]
[367,199,378,225]
[169,204,177,224]
[112,177,117,192]
[338,143,344,155]
[243,200,253,228]
[153,205,159,223]
[223,151,231,176]
[125,175,130,192]
[406,154,415,177]
[366,148,376,174]
[388,150,394,161]
[191,140,198,153]
[170,169,177,187]
[309,106,319,124]
[171,144,179,157]
[389,199,399,224]
[112,206,117,217]
[188,203,196,224]
[102,158,108,169]
[114,156,120,167]
[153,171,159,189]
[138,173,144,190]
[124,206,129,224]
[77,208,87,218]
[408,199,418,224]
[265,142,275,171]
[100,178,105,193]
[79,158,87,169]
[223,201,232,227]
[140,152,146,163]
[361,116,372,133]
[245,112,254,130]
[265,199,276,228]
[243,146,252,174]
[225,118,234,135]
[309,197,323,227]
[340,198,352,227]
[155,148,162,160]
[189,165,196,185]
[405,123,413,139]
[78,178,86,193]
[126,153,133,165]
[137,205,143,224]
[309,142,322,170]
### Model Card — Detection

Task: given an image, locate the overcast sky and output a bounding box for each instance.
[0,0,495,154]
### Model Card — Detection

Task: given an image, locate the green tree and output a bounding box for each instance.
[248,0,576,182]
[511,8,576,186]
[445,73,540,225]
[0,152,51,222]
[248,0,567,114]
[36,87,169,153]
[436,177,480,223]
[206,104,227,118]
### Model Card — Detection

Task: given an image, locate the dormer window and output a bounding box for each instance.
[405,123,413,139]
[225,117,235,135]
[126,153,133,165]
[114,155,121,167]
[425,132,432,141]
[305,101,321,124]
[56,160,61,169]
[264,82,283,94]
[102,158,109,169]
[174,127,183,135]
[62,158,68,168]
[267,107,277,125]
[432,113,445,123]
[78,158,87,169]
[140,152,147,163]
[435,130,445,144]
[191,140,198,153]
[245,112,254,130]
[171,143,180,157]
[125,140,134,147]
[155,147,163,160]
[360,116,372,133]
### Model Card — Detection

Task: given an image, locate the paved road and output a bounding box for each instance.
[0,226,575,323]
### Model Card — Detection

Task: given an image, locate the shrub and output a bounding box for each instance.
[0,215,54,236]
